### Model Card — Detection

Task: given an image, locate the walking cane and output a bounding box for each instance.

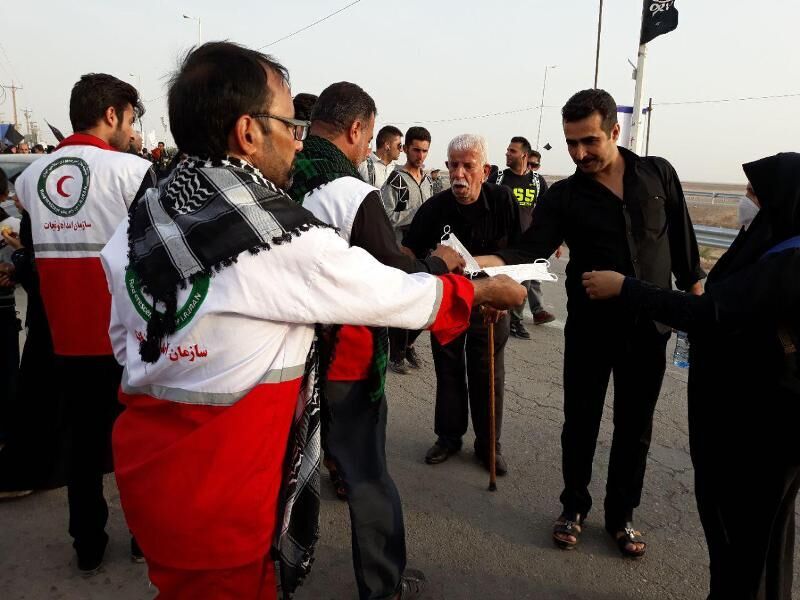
[488,320,497,492]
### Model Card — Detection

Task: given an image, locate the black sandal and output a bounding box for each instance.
[323,457,347,501]
[328,469,347,501]
[552,513,584,550]
[607,523,647,558]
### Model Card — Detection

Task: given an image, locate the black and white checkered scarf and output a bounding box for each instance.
[127,156,326,596]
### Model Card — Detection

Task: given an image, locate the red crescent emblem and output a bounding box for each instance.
[56,175,74,198]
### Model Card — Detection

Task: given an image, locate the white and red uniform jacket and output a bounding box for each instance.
[100,219,473,570]
[15,134,151,356]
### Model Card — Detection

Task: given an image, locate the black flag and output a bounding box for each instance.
[46,120,65,142]
[1,124,24,145]
[640,0,679,45]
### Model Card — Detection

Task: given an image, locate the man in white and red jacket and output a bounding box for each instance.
[15,73,151,572]
[101,43,525,600]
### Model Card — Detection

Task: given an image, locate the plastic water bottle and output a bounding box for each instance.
[672,331,690,368]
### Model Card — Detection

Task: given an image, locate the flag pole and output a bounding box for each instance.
[631,1,679,152]
[628,38,648,153]
[645,97,653,156]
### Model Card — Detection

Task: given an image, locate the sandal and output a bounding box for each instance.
[329,469,347,501]
[323,458,347,501]
[607,523,647,558]
[552,512,584,550]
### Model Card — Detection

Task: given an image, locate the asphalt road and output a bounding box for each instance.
[2,255,798,599]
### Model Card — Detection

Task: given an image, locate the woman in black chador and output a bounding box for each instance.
[583,153,800,600]
[0,206,67,493]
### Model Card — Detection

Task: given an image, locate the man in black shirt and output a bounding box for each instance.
[404,134,521,475]
[479,89,704,557]
[495,137,555,339]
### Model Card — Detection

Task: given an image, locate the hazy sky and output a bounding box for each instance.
[1,0,798,183]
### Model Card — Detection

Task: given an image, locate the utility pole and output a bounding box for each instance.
[594,0,604,88]
[22,108,33,139]
[129,74,144,134]
[0,82,22,128]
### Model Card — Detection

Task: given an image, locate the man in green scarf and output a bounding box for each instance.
[290,82,464,600]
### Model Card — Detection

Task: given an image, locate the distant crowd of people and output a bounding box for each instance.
[2,141,51,154]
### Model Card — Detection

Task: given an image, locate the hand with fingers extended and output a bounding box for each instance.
[582,270,625,300]
[472,274,527,310]
[432,243,466,274]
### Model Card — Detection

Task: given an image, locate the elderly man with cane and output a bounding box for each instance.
[403,134,522,476]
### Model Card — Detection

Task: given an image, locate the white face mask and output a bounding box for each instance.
[738,196,760,230]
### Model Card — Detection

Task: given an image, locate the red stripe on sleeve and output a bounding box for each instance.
[429,274,474,346]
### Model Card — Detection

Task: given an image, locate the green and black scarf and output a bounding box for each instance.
[290,135,389,403]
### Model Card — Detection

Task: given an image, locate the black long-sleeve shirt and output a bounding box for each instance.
[496,147,705,313]
[403,182,521,259]
[350,190,447,275]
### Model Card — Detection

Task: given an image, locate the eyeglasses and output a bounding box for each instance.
[250,113,310,141]
[528,162,541,169]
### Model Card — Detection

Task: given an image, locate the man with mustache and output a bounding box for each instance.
[101,43,525,599]
[404,134,521,476]
[290,82,465,600]
[477,89,704,557]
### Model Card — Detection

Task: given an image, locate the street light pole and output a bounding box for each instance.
[594,0,604,88]
[183,14,202,46]
[129,73,144,134]
[535,65,557,150]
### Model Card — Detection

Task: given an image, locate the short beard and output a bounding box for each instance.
[110,121,130,152]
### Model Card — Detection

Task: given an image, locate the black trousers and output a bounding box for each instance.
[57,355,123,559]
[560,315,668,525]
[430,310,509,454]
[324,380,405,600]
[388,328,422,363]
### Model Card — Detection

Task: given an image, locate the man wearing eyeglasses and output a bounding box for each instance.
[102,43,526,600]
[495,138,555,339]
[290,82,466,600]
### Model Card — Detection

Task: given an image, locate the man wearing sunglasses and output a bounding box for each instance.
[290,82,466,600]
[495,138,555,339]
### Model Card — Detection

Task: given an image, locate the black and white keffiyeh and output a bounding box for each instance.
[128,156,327,360]
[127,156,327,596]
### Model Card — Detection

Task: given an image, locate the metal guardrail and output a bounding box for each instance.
[694,224,738,248]
[683,190,744,206]
[683,190,742,248]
